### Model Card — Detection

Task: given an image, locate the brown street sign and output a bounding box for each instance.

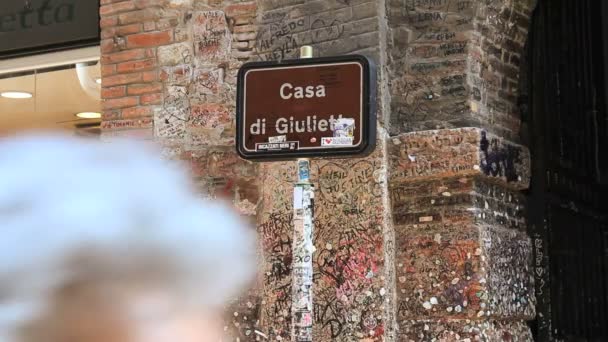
[236,55,376,160]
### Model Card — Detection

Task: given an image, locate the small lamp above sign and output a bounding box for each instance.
[235,55,376,161]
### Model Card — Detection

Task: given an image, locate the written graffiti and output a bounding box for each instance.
[533,233,545,296]
[311,18,345,44]
[318,161,383,203]
[255,15,346,61]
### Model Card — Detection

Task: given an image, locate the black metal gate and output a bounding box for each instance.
[527,0,608,341]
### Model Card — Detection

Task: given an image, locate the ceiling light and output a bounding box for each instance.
[75,112,101,119]
[95,78,102,84]
[1,91,33,99]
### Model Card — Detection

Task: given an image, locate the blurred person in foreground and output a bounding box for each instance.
[0,133,257,342]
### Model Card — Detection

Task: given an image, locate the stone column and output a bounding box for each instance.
[252,0,399,340]
[386,0,538,339]
[389,128,534,339]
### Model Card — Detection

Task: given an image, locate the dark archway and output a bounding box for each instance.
[525,0,608,340]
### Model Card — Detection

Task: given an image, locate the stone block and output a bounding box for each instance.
[191,68,224,95]
[157,42,194,66]
[153,88,189,139]
[192,11,232,62]
[187,103,233,146]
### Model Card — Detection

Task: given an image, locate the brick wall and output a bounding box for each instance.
[100,0,539,340]
[100,0,258,204]
[99,1,260,339]
[387,0,535,141]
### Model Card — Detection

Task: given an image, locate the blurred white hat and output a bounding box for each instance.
[0,133,256,339]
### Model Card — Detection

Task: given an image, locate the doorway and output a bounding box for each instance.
[526,0,608,341]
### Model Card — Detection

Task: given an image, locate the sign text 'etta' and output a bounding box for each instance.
[236,55,376,160]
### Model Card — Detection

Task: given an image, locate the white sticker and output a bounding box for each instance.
[321,137,354,146]
[255,141,298,151]
[293,187,303,209]
[268,135,287,143]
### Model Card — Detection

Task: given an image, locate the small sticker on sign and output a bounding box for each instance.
[268,135,287,143]
[321,137,354,146]
[333,118,355,138]
[256,141,298,151]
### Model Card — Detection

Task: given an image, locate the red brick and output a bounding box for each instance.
[100,38,118,53]
[101,118,153,130]
[142,71,157,82]
[101,28,114,39]
[118,23,143,35]
[224,2,257,17]
[122,106,153,118]
[103,72,143,87]
[126,30,172,48]
[116,58,156,73]
[101,49,146,64]
[140,93,162,105]
[102,23,142,39]
[101,64,116,76]
[101,86,127,98]
[100,16,118,28]
[100,1,136,16]
[118,8,159,25]
[103,96,139,110]
[127,82,162,95]
[134,0,169,9]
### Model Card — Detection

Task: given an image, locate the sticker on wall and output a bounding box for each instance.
[321,137,354,146]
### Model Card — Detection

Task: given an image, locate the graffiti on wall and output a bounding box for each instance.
[258,153,390,341]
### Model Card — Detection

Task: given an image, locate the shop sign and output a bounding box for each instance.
[0,0,100,59]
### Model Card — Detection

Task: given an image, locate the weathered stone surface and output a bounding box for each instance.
[389,128,531,190]
[188,103,234,146]
[191,68,224,95]
[160,64,194,86]
[391,177,535,324]
[257,134,396,341]
[398,319,533,341]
